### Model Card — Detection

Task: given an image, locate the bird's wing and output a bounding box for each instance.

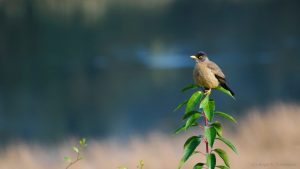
[207,61,235,96]
[207,61,226,81]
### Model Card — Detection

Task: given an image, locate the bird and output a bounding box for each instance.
[190,51,234,96]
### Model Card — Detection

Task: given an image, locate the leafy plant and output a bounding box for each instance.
[118,160,145,169]
[137,160,145,169]
[174,84,237,169]
[64,138,87,169]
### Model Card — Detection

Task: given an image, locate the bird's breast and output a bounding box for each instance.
[193,64,219,88]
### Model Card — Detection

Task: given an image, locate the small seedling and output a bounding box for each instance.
[64,138,87,169]
[137,160,144,169]
[117,167,128,169]
[118,160,144,169]
[174,84,237,169]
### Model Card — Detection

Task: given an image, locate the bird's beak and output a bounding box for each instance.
[190,55,197,59]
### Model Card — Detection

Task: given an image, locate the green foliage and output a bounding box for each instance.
[118,160,145,169]
[205,126,217,147]
[211,121,222,136]
[213,148,230,167]
[174,122,198,134]
[200,95,215,122]
[193,163,205,169]
[178,136,201,169]
[215,86,235,99]
[79,138,87,147]
[216,137,238,154]
[206,153,216,169]
[137,160,145,169]
[174,100,188,112]
[72,146,79,153]
[117,166,128,169]
[175,124,186,134]
[175,84,237,169]
[183,111,201,120]
[185,113,201,130]
[216,165,230,169]
[199,94,209,109]
[64,138,87,169]
[185,91,203,113]
[64,156,72,163]
[214,111,237,124]
[184,136,202,149]
[181,84,199,92]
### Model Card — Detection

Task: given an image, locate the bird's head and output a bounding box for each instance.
[190,51,208,62]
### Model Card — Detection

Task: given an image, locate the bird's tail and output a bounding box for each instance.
[220,82,235,96]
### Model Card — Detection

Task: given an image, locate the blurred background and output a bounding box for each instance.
[1,0,300,142]
[0,0,300,168]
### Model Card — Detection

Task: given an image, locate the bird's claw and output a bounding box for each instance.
[204,89,211,95]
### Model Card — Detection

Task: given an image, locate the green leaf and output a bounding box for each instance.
[211,121,222,136]
[138,160,144,169]
[205,126,217,147]
[175,122,198,134]
[206,153,216,169]
[201,97,215,122]
[178,136,201,169]
[185,113,201,130]
[213,148,230,167]
[199,94,209,109]
[215,111,237,124]
[72,146,79,153]
[193,151,201,154]
[214,86,235,99]
[183,111,201,120]
[181,84,199,92]
[193,163,205,169]
[216,165,230,169]
[117,166,128,169]
[64,156,72,163]
[175,124,186,134]
[173,100,188,112]
[185,91,203,114]
[217,137,238,154]
[184,136,202,149]
[79,138,87,147]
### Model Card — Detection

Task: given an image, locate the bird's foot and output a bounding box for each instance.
[204,89,211,95]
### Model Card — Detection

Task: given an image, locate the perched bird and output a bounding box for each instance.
[190,51,234,96]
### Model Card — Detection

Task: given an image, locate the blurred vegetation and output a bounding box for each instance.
[0,104,299,169]
[0,0,300,143]
[64,138,87,169]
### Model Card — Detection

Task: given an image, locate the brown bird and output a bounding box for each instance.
[190,51,234,96]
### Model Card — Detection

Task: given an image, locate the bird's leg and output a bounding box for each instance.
[204,88,211,95]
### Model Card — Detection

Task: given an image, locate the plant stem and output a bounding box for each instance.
[204,113,209,154]
[66,152,82,169]
[203,91,209,154]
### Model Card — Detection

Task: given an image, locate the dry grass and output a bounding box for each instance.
[0,103,300,169]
